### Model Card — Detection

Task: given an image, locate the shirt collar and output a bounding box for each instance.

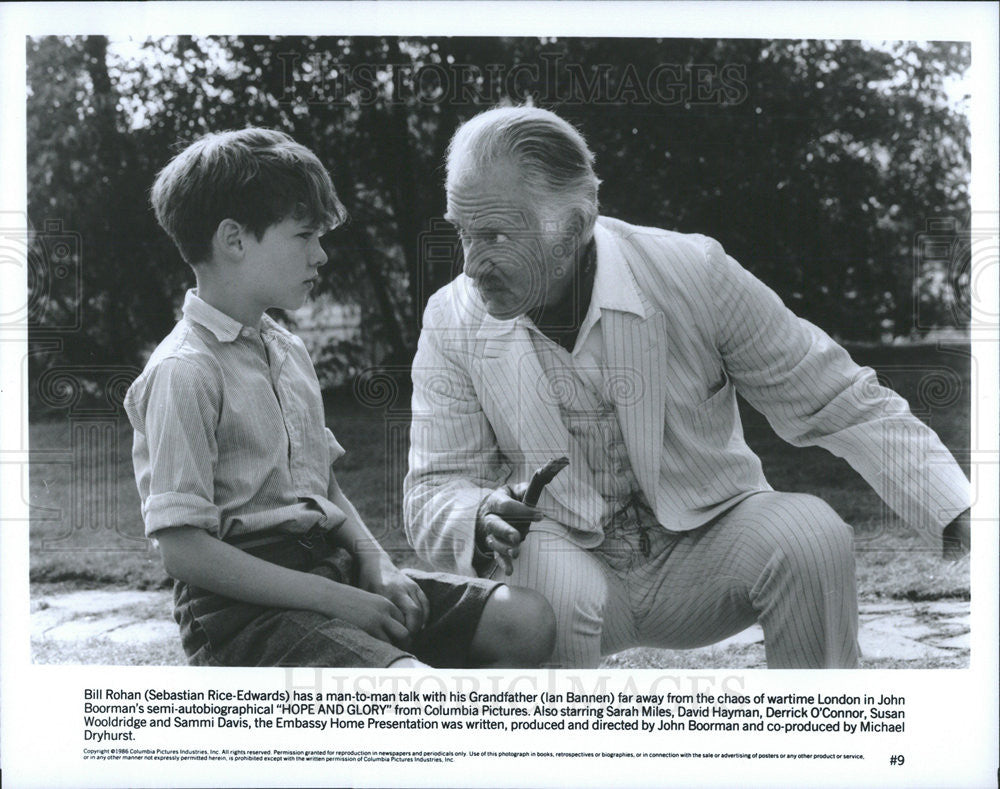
[569,222,649,355]
[473,219,648,341]
[590,221,647,319]
[182,289,254,343]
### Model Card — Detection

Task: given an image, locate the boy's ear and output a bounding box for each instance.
[213,218,246,261]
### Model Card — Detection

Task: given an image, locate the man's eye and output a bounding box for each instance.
[458,229,508,244]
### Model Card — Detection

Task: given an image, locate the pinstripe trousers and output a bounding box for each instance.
[493,491,859,669]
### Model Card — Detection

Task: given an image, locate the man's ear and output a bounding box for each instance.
[567,209,594,243]
[213,218,246,262]
[559,211,589,260]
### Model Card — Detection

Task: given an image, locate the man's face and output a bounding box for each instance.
[241,215,328,313]
[446,162,579,320]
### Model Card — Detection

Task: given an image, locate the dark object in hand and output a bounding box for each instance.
[514,456,570,536]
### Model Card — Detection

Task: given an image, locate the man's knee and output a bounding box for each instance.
[514,534,609,623]
[776,494,855,573]
[507,532,611,666]
[469,585,556,667]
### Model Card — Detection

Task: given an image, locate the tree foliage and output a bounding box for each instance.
[26,36,970,396]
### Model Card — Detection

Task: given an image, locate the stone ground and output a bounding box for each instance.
[29,587,970,668]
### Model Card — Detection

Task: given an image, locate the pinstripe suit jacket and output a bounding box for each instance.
[404,217,970,576]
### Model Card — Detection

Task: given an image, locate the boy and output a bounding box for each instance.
[124,128,555,668]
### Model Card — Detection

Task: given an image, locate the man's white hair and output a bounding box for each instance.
[446,106,601,236]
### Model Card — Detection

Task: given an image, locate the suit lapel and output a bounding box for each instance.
[603,308,668,516]
[468,218,673,532]
[476,320,604,531]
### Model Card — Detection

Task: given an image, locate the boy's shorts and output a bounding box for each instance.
[172,532,502,668]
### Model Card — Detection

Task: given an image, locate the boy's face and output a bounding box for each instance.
[240,216,329,313]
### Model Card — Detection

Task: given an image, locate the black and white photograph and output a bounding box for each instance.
[1,2,997,787]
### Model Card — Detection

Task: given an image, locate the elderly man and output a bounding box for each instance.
[403,106,970,668]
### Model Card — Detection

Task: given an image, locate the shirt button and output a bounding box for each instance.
[241,328,254,338]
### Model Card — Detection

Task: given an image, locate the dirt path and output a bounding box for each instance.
[30,588,969,668]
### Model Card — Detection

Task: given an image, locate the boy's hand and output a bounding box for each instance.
[321,582,414,647]
[357,552,430,636]
[153,527,416,648]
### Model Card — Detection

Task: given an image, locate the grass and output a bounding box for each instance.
[28,343,971,666]
[602,647,968,671]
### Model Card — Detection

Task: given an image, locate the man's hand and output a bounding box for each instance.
[942,509,971,560]
[356,552,430,637]
[475,483,543,576]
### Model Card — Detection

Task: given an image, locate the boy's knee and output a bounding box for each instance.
[471,585,556,667]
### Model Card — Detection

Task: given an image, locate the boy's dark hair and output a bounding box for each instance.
[150,128,348,265]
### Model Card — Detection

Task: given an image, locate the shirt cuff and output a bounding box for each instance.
[143,493,220,537]
[303,494,349,531]
[325,427,345,465]
[928,471,971,535]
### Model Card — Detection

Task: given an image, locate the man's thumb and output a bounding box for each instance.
[509,481,530,501]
